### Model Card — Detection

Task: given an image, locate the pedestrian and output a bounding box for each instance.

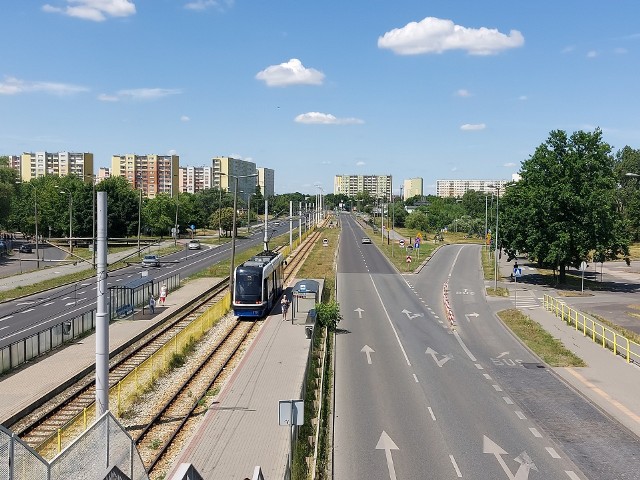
[149,295,156,314]
[159,284,168,305]
[281,295,290,320]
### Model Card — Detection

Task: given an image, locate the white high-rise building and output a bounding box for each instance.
[436,179,510,198]
[179,166,213,194]
[334,174,392,199]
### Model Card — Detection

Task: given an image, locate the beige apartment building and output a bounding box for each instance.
[403,178,423,200]
[19,151,94,182]
[257,167,275,198]
[111,154,179,198]
[333,174,392,199]
[213,156,258,197]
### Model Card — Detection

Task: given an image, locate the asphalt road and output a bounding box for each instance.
[0,222,293,349]
[333,214,640,479]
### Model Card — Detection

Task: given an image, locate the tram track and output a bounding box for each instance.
[9,228,324,474]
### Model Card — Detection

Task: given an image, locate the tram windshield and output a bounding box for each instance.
[235,270,262,303]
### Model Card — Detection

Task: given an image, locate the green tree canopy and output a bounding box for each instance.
[500,128,629,282]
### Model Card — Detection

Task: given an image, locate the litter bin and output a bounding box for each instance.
[305,326,313,339]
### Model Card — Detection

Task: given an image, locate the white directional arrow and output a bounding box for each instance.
[361,345,375,364]
[425,347,452,367]
[376,431,399,480]
[497,352,509,359]
[483,435,537,480]
[465,312,479,322]
[401,309,424,320]
[354,308,364,318]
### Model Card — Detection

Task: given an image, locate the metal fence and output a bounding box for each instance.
[0,273,180,376]
[543,294,640,364]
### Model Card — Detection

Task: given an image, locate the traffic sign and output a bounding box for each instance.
[406,255,412,263]
[513,268,522,277]
[399,239,405,247]
[414,241,420,249]
[579,261,587,271]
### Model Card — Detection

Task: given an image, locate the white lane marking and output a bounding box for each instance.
[503,397,514,405]
[21,308,34,313]
[42,302,54,306]
[515,411,527,420]
[80,283,90,286]
[454,330,477,361]
[475,363,484,369]
[116,278,123,282]
[448,245,465,278]
[529,427,542,438]
[449,455,462,477]
[428,407,436,421]
[0,315,14,322]
[546,447,560,458]
[566,471,581,479]
[413,374,419,382]
[492,385,503,392]
[16,301,35,305]
[434,315,440,319]
[369,274,412,366]
[483,373,492,380]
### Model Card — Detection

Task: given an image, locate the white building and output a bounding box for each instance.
[179,166,214,194]
[334,174,392,199]
[436,179,510,198]
[257,167,275,197]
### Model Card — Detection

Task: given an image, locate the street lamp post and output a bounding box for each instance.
[137,187,142,254]
[488,184,502,290]
[229,173,259,300]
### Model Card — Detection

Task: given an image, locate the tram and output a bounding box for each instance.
[233,250,285,317]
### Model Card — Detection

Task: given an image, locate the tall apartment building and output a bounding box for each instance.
[19,151,94,182]
[179,166,213,194]
[96,167,111,183]
[212,156,258,197]
[6,155,21,171]
[403,178,423,200]
[333,175,393,199]
[257,167,275,198]
[111,154,179,198]
[436,179,509,198]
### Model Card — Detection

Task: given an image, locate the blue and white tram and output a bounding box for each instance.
[233,250,285,318]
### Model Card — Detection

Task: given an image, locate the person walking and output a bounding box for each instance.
[149,295,156,314]
[281,295,290,320]
[159,284,168,305]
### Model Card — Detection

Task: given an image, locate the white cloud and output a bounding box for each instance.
[100,88,182,101]
[378,17,524,56]
[180,115,190,122]
[356,161,366,166]
[587,50,598,58]
[460,123,486,131]
[0,76,89,95]
[168,149,178,155]
[455,89,471,97]
[614,47,627,55]
[451,166,459,172]
[294,112,364,125]
[42,0,136,22]
[518,95,528,101]
[256,59,325,87]
[184,0,234,11]
[503,162,516,167]
[561,45,575,54]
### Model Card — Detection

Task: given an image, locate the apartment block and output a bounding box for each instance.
[436,179,509,198]
[20,151,94,182]
[111,154,179,198]
[96,167,111,183]
[403,178,423,200]
[179,166,213,194]
[333,174,393,199]
[257,167,275,198]
[212,156,258,197]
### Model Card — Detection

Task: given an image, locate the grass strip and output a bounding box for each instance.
[498,308,586,367]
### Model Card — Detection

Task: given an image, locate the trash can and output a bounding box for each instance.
[305,326,313,339]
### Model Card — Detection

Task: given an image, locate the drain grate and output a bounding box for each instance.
[521,362,546,369]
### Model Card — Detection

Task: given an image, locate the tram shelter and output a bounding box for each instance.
[109,275,154,320]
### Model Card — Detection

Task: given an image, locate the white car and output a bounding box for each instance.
[187,239,201,250]
[142,254,160,267]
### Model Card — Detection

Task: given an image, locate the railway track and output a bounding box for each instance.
[9,229,324,473]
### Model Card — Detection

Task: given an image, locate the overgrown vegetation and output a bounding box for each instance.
[498,309,586,367]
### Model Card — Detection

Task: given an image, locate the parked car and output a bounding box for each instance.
[187,239,201,250]
[361,237,372,244]
[142,254,160,267]
[19,244,33,253]
[322,238,329,247]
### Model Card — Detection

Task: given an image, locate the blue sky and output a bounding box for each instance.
[2,1,640,195]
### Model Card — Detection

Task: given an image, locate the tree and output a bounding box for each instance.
[97,177,140,237]
[614,146,640,241]
[210,207,235,236]
[500,129,629,283]
[315,300,342,330]
[405,210,429,231]
[0,156,19,230]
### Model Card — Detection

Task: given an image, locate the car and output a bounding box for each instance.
[187,239,201,250]
[273,221,280,226]
[322,238,329,247]
[19,244,33,253]
[362,237,372,244]
[142,254,160,267]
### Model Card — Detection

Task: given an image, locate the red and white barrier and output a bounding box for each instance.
[443,282,456,327]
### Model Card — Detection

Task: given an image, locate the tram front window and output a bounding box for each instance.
[235,272,262,302]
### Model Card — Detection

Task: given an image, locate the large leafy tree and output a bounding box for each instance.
[97,177,140,237]
[500,128,629,282]
[0,156,19,230]
[613,146,640,241]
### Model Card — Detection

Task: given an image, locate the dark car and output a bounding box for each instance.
[19,244,33,253]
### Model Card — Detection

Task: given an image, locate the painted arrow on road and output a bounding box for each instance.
[376,431,399,480]
[361,345,375,364]
[425,347,452,367]
[465,312,479,322]
[483,435,537,480]
[402,309,424,320]
[354,308,364,318]
[497,352,509,358]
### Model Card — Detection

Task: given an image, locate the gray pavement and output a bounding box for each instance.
[488,253,640,438]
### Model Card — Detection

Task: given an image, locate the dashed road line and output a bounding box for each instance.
[546,447,561,458]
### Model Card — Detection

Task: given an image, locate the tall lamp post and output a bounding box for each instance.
[488,184,501,290]
[229,173,259,300]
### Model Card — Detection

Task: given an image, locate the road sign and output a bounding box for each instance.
[580,261,587,271]
[399,239,405,247]
[513,268,522,277]
[414,241,420,249]
[406,255,412,263]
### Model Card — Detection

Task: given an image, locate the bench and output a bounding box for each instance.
[116,304,134,318]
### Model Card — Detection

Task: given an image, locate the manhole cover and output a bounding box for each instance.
[521,362,545,369]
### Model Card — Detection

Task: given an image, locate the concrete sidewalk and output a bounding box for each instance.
[491,255,640,438]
